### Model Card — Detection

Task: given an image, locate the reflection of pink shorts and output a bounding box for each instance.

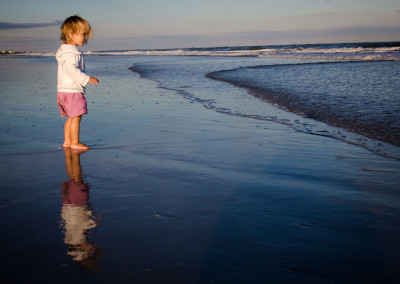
[60,180,90,205]
[57,92,88,117]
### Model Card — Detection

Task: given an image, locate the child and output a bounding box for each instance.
[56,15,99,150]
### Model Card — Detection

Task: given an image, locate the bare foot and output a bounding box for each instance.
[71,143,90,150]
[63,140,71,148]
[70,148,89,154]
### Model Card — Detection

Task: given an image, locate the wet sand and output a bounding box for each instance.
[1,56,400,283]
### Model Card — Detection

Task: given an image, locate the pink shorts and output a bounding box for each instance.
[57,92,88,117]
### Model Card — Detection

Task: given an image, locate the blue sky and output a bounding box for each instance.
[1,0,399,51]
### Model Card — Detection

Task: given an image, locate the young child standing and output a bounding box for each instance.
[56,15,99,150]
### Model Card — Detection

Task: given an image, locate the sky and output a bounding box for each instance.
[0,0,399,51]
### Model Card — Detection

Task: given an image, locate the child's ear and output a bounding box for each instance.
[69,31,78,39]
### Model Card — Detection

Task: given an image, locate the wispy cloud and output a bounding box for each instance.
[0,20,62,30]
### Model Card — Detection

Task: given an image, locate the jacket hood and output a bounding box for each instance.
[56,44,81,63]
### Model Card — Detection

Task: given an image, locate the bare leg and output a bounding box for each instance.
[63,117,72,148]
[68,115,89,150]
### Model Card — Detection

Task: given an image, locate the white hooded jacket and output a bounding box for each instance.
[56,44,90,93]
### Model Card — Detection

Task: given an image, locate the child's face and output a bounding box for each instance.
[69,30,89,46]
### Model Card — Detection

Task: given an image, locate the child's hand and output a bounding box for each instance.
[88,76,99,86]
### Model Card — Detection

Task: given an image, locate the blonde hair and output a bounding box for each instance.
[60,15,92,44]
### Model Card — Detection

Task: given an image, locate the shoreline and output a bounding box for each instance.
[132,59,400,161]
[206,70,400,160]
[205,62,400,160]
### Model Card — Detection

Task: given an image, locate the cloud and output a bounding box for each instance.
[0,20,62,30]
[2,24,399,51]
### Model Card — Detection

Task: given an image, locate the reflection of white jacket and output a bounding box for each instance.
[56,44,90,93]
[61,204,96,245]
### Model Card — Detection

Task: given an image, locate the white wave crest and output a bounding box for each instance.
[3,43,400,61]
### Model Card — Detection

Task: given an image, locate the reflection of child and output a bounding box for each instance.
[60,148,102,270]
[56,15,99,150]
[61,203,96,249]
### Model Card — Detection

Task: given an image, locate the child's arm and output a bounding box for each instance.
[88,76,100,86]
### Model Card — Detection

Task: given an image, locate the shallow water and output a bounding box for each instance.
[1,55,400,283]
[207,61,400,147]
[132,56,400,159]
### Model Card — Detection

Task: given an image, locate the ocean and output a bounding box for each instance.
[83,41,400,60]
[123,41,400,158]
[1,41,400,283]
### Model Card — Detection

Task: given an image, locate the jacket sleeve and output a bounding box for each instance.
[64,54,90,87]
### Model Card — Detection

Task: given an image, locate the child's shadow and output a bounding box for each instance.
[60,148,102,273]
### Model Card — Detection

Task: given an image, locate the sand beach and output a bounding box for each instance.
[0,53,400,283]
